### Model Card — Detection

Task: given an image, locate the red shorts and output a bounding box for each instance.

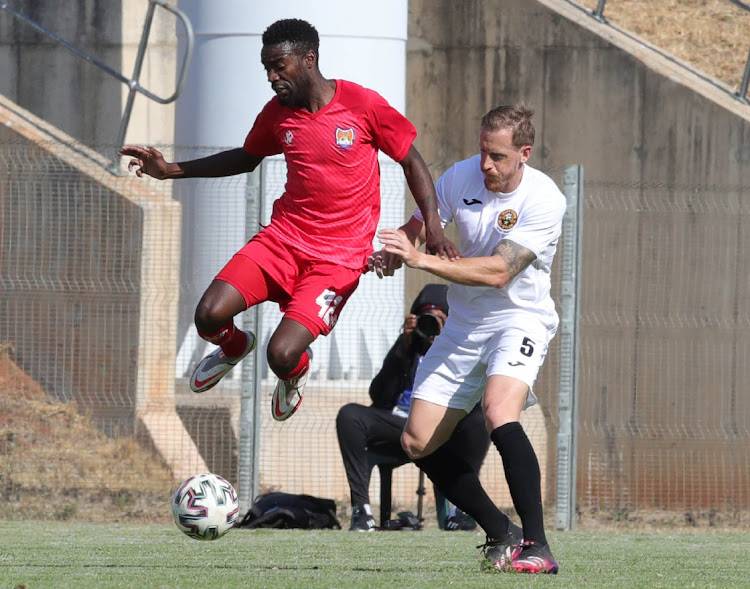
[215,229,364,338]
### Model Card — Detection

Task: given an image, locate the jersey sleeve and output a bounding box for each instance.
[364,89,417,162]
[243,99,283,157]
[505,194,566,257]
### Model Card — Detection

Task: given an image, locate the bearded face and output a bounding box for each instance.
[478,128,531,194]
[261,43,314,107]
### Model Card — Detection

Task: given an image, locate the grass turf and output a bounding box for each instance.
[1,522,749,588]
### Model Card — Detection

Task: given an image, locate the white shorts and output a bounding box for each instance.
[411,317,555,413]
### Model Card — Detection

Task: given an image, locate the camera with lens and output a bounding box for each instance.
[415,311,443,340]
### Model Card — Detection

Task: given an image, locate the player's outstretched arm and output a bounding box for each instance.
[119,146,263,180]
[368,216,424,278]
[378,231,536,289]
[398,146,459,261]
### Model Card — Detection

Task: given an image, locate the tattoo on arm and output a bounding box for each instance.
[492,239,536,279]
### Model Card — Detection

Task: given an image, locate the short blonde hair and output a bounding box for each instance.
[480,103,535,148]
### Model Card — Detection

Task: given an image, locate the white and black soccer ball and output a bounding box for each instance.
[172,473,240,540]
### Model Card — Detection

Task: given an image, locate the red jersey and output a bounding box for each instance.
[243,80,417,269]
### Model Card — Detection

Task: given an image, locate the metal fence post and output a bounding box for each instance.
[555,165,584,531]
[738,46,750,104]
[238,166,263,513]
[592,0,608,22]
[0,0,194,172]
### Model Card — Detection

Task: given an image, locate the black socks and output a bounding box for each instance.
[415,444,511,539]
[491,421,547,545]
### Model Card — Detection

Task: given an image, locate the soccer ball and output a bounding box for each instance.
[172,473,240,540]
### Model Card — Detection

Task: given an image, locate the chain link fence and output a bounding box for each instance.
[1,126,748,529]
[577,179,750,528]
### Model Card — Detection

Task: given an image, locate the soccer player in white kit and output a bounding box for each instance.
[372,103,566,574]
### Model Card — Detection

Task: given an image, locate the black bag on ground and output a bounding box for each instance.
[381,511,422,531]
[235,492,341,530]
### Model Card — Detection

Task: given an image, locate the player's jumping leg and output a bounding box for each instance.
[190,280,254,393]
[268,318,315,421]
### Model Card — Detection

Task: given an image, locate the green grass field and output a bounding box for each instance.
[1,522,748,589]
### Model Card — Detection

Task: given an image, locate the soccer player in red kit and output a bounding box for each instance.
[120,18,457,421]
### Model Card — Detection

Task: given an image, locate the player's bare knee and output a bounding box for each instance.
[266,342,301,375]
[483,405,520,431]
[194,300,225,333]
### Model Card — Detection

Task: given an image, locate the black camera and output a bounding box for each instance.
[415,312,442,339]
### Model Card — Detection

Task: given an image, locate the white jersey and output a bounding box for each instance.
[414,156,567,333]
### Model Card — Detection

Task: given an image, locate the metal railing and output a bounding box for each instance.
[0,0,195,170]
[579,0,750,104]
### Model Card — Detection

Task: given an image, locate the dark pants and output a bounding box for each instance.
[336,402,489,507]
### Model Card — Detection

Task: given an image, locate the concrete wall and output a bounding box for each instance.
[0,93,204,481]
[406,0,750,185]
[0,0,176,151]
[5,0,746,183]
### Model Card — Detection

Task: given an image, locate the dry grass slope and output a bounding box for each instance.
[572,0,750,93]
[0,345,175,522]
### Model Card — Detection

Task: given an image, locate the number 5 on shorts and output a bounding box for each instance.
[520,336,535,357]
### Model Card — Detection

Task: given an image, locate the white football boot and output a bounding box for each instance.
[190,330,256,393]
[271,347,312,421]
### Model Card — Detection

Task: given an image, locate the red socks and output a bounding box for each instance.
[198,322,249,359]
[278,349,310,381]
[199,322,308,379]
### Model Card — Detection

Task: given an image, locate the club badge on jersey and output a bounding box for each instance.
[497,209,519,230]
[335,127,355,149]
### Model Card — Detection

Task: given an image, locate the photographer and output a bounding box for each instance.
[336,284,490,531]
